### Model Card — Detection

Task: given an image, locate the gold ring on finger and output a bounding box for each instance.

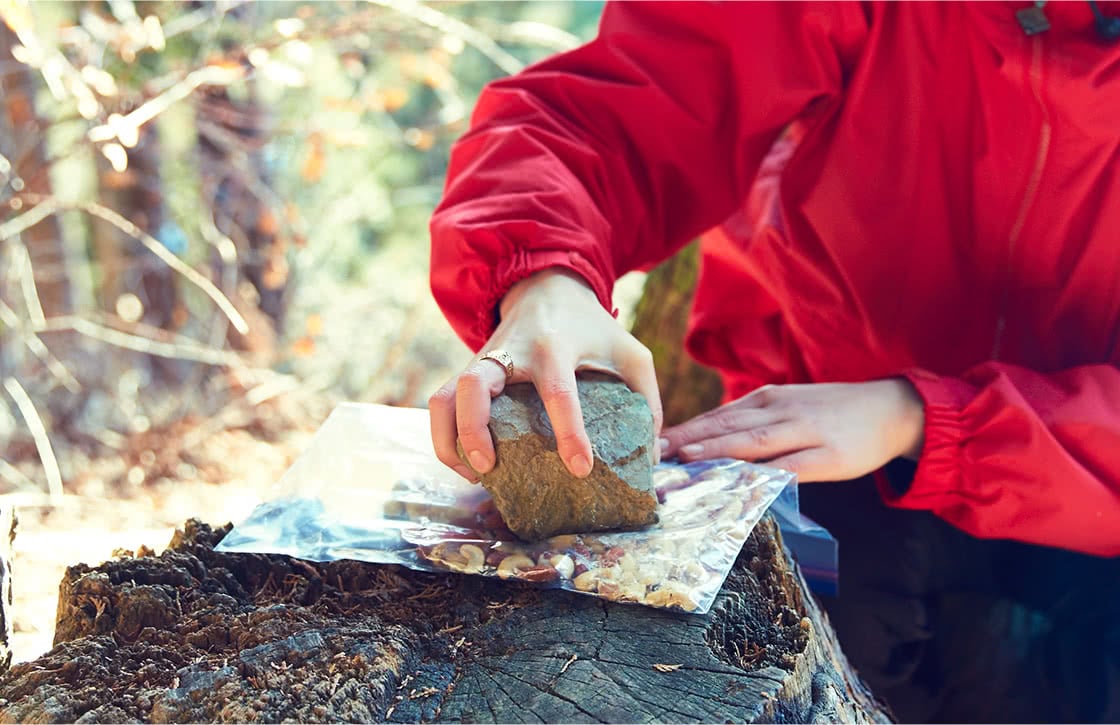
[480,349,515,381]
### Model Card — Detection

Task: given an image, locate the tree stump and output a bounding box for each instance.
[0,517,889,723]
[0,505,15,675]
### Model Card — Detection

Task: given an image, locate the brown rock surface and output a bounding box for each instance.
[462,373,658,541]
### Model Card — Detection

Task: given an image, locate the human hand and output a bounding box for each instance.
[429,269,663,482]
[659,380,924,482]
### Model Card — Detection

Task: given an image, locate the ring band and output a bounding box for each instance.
[480,349,515,380]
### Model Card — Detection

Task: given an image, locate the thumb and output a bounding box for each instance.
[614,341,663,463]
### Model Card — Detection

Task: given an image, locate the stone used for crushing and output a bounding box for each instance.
[461,373,658,541]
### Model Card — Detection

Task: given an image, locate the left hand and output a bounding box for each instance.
[659,379,925,482]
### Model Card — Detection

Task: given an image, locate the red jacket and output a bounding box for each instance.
[430,1,1120,556]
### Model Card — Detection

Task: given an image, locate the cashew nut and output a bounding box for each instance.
[496,554,535,579]
[428,543,466,567]
[459,544,486,574]
[597,565,620,581]
[618,583,646,602]
[645,586,698,612]
[682,561,707,585]
[572,570,600,592]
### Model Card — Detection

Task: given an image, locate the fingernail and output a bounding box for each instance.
[570,454,592,478]
[468,449,491,474]
[680,443,703,457]
[658,438,670,454]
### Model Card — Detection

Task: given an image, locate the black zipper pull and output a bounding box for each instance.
[1017,0,1051,35]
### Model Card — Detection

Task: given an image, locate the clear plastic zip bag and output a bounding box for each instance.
[217,403,793,614]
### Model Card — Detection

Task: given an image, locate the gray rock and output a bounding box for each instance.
[462,373,658,541]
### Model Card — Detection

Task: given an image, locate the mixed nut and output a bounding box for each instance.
[417,533,718,612]
[404,461,788,614]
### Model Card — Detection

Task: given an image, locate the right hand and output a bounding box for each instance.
[429,269,663,482]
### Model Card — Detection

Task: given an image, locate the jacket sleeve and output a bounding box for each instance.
[877,364,1120,557]
[430,1,868,350]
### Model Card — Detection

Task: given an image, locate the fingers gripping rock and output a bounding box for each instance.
[459,373,658,541]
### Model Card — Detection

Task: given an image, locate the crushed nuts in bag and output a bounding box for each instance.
[218,403,793,614]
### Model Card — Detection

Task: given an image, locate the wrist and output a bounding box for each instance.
[499,268,598,319]
[894,378,925,461]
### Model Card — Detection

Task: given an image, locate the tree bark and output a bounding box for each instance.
[0,517,890,723]
[629,241,724,426]
[196,79,288,346]
[0,505,14,675]
[0,23,71,316]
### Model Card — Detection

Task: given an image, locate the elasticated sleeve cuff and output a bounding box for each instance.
[875,369,979,511]
[469,248,615,351]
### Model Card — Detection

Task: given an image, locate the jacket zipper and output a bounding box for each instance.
[991,33,1052,361]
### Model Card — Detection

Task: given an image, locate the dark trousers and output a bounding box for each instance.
[799,466,1120,723]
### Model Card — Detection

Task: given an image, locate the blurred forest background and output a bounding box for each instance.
[0,0,632,663]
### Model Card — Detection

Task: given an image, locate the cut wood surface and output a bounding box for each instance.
[0,516,890,723]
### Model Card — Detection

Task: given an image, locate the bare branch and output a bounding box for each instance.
[0,196,60,241]
[0,458,40,493]
[2,376,63,501]
[5,12,102,119]
[87,64,245,144]
[494,20,581,52]
[11,195,249,334]
[364,0,523,76]
[244,372,303,406]
[160,6,216,39]
[75,201,249,332]
[195,117,300,240]
[35,315,242,367]
[11,238,46,327]
[0,299,81,392]
[162,0,249,39]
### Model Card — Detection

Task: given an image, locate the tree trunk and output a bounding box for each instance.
[196,79,287,351]
[90,123,176,331]
[0,23,71,316]
[0,517,890,723]
[629,241,723,426]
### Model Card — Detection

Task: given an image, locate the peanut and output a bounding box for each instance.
[518,565,560,583]
[597,580,621,599]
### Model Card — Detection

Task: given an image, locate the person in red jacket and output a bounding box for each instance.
[428,2,1120,720]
